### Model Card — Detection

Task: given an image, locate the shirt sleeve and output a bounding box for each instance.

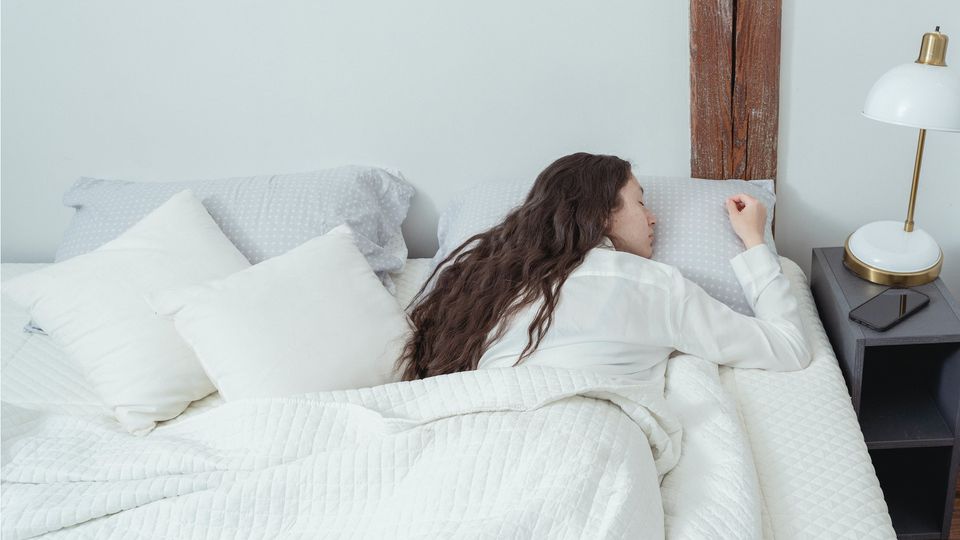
[667,244,812,371]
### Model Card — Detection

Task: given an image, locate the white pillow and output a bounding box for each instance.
[148,225,411,401]
[2,190,251,434]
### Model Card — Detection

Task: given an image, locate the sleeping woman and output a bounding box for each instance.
[397,152,811,382]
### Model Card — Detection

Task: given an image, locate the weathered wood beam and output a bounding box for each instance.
[731,0,781,180]
[690,0,734,179]
[690,0,780,181]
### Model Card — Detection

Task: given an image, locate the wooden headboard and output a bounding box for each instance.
[690,0,781,182]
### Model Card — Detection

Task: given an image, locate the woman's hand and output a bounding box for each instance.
[725,194,766,249]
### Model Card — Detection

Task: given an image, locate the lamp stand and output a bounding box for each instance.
[843,127,943,287]
[904,129,925,232]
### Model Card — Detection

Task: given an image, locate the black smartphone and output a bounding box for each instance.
[848,288,930,332]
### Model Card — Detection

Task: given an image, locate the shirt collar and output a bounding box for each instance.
[597,236,617,251]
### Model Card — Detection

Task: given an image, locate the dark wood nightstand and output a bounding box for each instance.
[810,247,960,540]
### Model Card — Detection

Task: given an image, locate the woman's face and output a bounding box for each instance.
[606,177,656,258]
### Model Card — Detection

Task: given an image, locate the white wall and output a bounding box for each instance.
[777,0,960,296]
[1,0,691,261]
[6,1,958,298]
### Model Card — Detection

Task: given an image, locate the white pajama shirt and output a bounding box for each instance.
[477,242,812,380]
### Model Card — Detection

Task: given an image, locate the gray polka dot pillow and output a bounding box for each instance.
[56,166,415,287]
[643,176,776,315]
[430,176,776,316]
[431,179,534,271]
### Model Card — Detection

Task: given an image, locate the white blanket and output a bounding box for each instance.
[3,366,690,539]
[662,354,763,539]
[1,260,889,539]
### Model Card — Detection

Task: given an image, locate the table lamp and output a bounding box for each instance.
[843,27,960,286]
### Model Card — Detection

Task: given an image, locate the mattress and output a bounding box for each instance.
[0,259,895,538]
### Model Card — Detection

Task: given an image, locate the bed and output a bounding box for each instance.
[1,10,892,529]
[2,256,895,538]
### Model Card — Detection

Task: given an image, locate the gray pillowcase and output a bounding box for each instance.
[430,179,535,271]
[430,175,776,316]
[56,166,414,281]
[643,176,776,315]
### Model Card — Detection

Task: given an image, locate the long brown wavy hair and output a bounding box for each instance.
[397,152,633,381]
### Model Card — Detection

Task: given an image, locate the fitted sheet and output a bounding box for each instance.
[0,259,895,538]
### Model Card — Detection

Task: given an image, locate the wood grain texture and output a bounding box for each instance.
[690,0,780,181]
[732,0,781,180]
[952,476,959,539]
[690,0,734,179]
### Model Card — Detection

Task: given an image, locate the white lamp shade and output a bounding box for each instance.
[862,62,960,132]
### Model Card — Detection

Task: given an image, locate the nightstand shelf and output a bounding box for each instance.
[811,247,960,540]
[871,446,954,539]
[860,343,959,449]
[860,389,954,449]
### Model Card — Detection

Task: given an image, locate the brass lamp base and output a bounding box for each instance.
[843,236,942,287]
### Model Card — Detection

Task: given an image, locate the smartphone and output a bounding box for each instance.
[848,288,930,332]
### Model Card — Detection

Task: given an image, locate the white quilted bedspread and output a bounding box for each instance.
[3,366,683,539]
[1,260,896,539]
[662,354,763,538]
[723,257,896,538]
[394,258,897,539]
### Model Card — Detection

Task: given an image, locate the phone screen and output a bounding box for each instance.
[849,288,930,331]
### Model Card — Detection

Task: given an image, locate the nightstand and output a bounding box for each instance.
[810,247,960,540]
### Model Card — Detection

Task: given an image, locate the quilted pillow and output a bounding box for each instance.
[148,225,410,401]
[430,175,777,316]
[3,190,251,434]
[55,165,415,286]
